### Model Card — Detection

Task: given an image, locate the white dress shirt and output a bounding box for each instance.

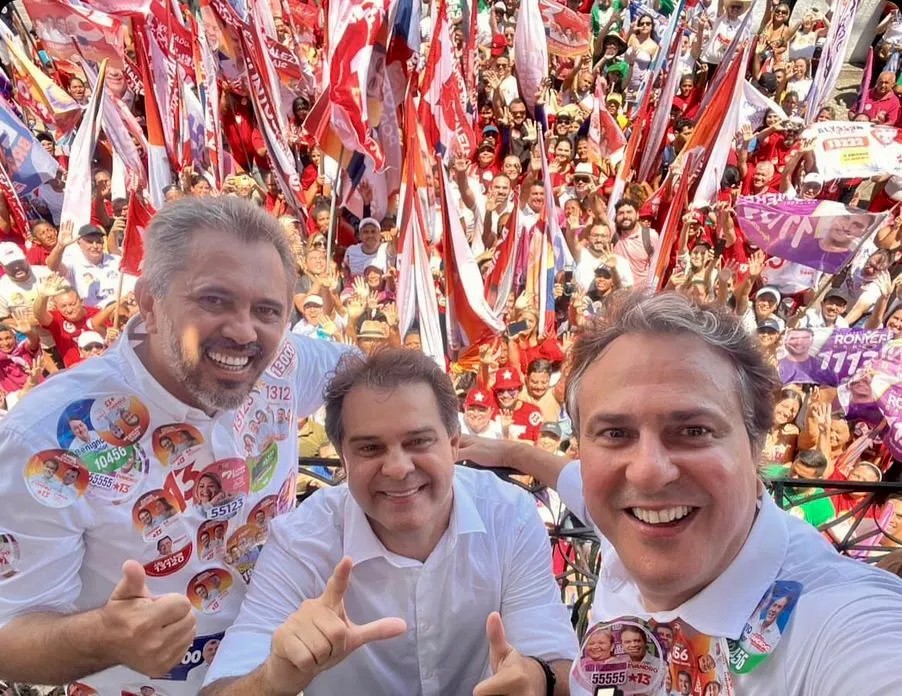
[557,460,902,695]
[0,318,349,694]
[204,466,578,695]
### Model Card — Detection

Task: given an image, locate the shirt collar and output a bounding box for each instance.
[342,468,487,569]
[117,316,212,422]
[596,494,788,639]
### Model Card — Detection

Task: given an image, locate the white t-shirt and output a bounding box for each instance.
[700,14,745,65]
[0,265,51,318]
[203,466,579,695]
[558,461,902,696]
[574,246,635,291]
[0,318,350,695]
[343,242,393,277]
[63,248,136,309]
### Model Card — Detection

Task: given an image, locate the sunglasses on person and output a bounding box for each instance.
[82,343,104,352]
[774,8,788,14]
[496,388,519,395]
[574,176,593,184]
[638,20,652,26]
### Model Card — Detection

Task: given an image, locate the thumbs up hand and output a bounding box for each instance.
[473,612,548,696]
[100,560,196,677]
[262,557,407,694]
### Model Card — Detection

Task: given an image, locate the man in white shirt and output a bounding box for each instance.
[200,348,577,696]
[342,217,395,280]
[572,223,634,292]
[0,197,349,694]
[61,224,133,309]
[0,242,54,348]
[461,291,902,695]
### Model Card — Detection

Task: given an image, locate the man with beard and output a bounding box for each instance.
[613,199,658,286]
[0,197,348,695]
[801,288,849,329]
[571,223,634,292]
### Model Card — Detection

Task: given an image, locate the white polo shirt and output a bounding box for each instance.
[203,466,579,695]
[0,318,349,695]
[557,460,902,695]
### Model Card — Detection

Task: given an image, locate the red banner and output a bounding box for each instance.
[538,0,590,58]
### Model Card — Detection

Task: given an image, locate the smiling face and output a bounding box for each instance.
[526,370,550,399]
[464,403,493,433]
[138,228,290,413]
[621,627,647,660]
[340,382,457,559]
[585,630,614,660]
[195,474,222,503]
[78,233,105,265]
[820,217,867,252]
[783,329,813,359]
[773,396,800,426]
[577,333,760,610]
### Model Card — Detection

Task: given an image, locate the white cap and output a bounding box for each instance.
[801,172,823,186]
[76,331,105,349]
[0,242,26,266]
[755,286,782,302]
[574,162,595,177]
[358,217,381,231]
[303,294,324,307]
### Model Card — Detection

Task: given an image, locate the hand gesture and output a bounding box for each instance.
[741,124,755,145]
[100,560,196,677]
[473,612,546,696]
[353,276,369,300]
[718,259,739,284]
[500,410,514,432]
[553,282,564,299]
[875,270,894,297]
[105,327,122,345]
[383,302,398,327]
[262,558,406,693]
[346,295,365,320]
[111,216,127,237]
[58,220,74,248]
[37,273,68,298]
[24,361,42,388]
[453,158,470,176]
[10,306,36,333]
[523,120,538,143]
[358,181,373,205]
[321,272,338,291]
[748,250,766,278]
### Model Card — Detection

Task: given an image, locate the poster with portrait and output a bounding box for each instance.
[735,195,889,273]
[806,121,902,181]
[778,327,891,386]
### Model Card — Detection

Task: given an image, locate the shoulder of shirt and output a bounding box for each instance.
[287,332,355,365]
[270,485,348,539]
[0,351,127,441]
[455,465,537,520]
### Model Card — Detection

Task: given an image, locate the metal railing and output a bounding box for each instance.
[298,460,902,639]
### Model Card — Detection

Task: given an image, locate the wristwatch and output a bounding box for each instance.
[528,655,556,696]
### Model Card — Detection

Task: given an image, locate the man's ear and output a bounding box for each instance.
[135,278,158,333]
[449,430,461,463]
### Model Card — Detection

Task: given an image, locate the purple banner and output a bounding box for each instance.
[735,195,889,273]
[873,339,902,460]
[778,328,891,386]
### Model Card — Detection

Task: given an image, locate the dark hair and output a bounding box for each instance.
[614,198,639,212]
[565,291,780,451]
[721,166,742,189]
[35,132,54,144]
[675,117,695,132]
[324,348,461,452]
[794,449,828,472]
[527,358,553,376]
[161,184,180,196]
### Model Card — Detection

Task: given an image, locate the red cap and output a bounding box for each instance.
[490,34,507,57]
[493,367,523,391]
[465,387,496,410]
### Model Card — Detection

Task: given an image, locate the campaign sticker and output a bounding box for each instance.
[66,683,98,696]
[82,443,149,504]
[57,399,108,457]
[152,424,206,471]
[187,568,233,614]
[652,619,733,696]
[24,449,89,508]
[197,519,228,562]
[248,441,278,492]
[276,472,296,515]
[90,394,150,447]
[193,458,249,521]
[265,338,297,379]
[574,619,666,695]
[0,532,20,579]
[729,580,802,674]
[121,685,170,696]
[144,534,193,578]
[249,495,277,534]
[160,631,225,681]
[132,489,183,543]
[224,524,266,583]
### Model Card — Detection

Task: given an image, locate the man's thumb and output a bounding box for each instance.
[486,612,512,672]
[109,560,150,601]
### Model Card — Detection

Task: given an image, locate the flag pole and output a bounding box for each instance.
[112,195,133,332]
[326,146,345,268]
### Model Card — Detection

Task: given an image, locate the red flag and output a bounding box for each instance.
[121,195,156,276]
[0,158,29,239]
[483,200,521,314]
[647,170,690,290]
[607,85,653,217]
[133,16,172,208]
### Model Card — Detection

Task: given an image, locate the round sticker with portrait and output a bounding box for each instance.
[24,449,89,508]
[193,458,250,521]
[196,519,228,562]
[224,524,266,583]
[187,568,234,614]
[82,443,149,504]
[249,495,277,535]
[56,399,106,455]
[90,394,150,447]
[121,684,170,696]
[152,423,206,471]
[143,533,193,578]
[276,472,296,515]
[0,532,20,579]
[132,488,184,543]
[574,619,666,695]
[65,683,99,696]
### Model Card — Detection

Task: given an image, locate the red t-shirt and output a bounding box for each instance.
[516,336,565,375]
[495,401,543,442]
[46,306,100,367]
[26,244,52,266]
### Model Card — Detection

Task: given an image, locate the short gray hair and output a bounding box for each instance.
[565,291,779,452]
[324,348,461,454]
[143,196,297,300]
